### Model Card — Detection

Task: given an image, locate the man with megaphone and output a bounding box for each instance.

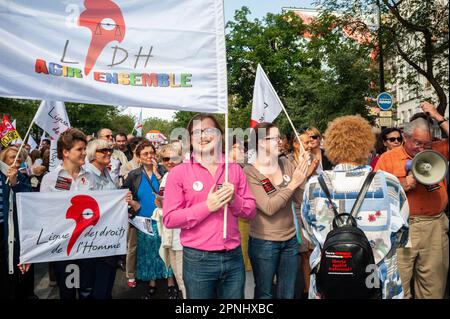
[375,102,449,299]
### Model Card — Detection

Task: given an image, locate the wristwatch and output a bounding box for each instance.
[437,118,447,126]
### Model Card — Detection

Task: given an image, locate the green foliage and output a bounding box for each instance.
[142,117,176,138]
[226,7,377,135]
[0,98,135,139]
[319,0,449,114]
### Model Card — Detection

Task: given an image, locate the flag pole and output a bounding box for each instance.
[6,116,36,185]
[258,65,305,153]
[223,112,229,239]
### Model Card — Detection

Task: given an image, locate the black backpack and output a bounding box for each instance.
[314,172,381,299]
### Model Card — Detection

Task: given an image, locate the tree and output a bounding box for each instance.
[226,8,377,134]
[142,117,176,138]
[0,97,135,139]
[318,0,449,115]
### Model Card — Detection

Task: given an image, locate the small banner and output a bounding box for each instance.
[17,189,129,263]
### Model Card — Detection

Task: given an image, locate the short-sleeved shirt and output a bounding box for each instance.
[40,165,98,193]
[375,140,448,216]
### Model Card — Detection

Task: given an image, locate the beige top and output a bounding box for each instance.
[243,157,304,241]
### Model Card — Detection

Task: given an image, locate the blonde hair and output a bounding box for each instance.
[85,139,111,162]
[157,142,182,160]
[306,127,322,139]
[323,115,375,165]
[0,146,19,163]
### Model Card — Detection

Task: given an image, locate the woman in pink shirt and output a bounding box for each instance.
[162,114,256,299]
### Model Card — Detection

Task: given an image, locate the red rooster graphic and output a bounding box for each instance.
[66,195,100,256]
[78,0,126,75]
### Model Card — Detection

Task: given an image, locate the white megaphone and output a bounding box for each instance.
[405,150,448,192]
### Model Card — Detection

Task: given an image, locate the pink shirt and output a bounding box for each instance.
[162,156,256,251]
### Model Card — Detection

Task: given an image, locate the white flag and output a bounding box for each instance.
[250,64,283,127]
[34,101,71,139]
[135,109,143,137]
[27,135,38,150]
[17,190,129,264]
[48,138,60,172]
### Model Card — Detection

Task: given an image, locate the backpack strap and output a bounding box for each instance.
[141,166,160,195]
[318,171,376,218]
[349,171,376,218]
[318,175,339,217]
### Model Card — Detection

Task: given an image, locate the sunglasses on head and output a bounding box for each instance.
[162,156,181,162]
[96,148,114,154]
[385,137,402,143]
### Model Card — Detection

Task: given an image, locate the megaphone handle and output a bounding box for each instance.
[403,173,417,192]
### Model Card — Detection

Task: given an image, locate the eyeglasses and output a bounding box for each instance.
[265,136,281,142]
[410,139,432,148]
[140,151,155,157]
[192,128,219,137]
[385,137,402,143]
[310,135,320,140]
[102,134,113,139]
[96,148,114,154]
[405,135,432,148]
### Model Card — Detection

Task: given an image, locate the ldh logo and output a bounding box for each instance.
[78,0,126,75]
[66,195,100,255]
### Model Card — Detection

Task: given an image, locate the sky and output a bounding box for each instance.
[124,0,315,122]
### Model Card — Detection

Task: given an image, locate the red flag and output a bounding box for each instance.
[0,114,22,147]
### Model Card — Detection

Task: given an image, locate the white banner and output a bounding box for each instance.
[17,189,128,263]
[134,108,143,137]
[27,135,38,150]
[250,64,283,127]
[34,101,71,140]
[48,138,60,172]
[0,0,227,114]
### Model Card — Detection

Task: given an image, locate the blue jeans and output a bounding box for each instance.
[183,246,245,299]
[249,236,299,299]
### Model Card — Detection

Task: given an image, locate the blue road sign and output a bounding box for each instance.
[377,92,393,111]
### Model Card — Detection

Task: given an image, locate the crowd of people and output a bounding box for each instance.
[0,101,448,299]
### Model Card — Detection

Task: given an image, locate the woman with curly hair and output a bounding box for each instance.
[300,115,409,299]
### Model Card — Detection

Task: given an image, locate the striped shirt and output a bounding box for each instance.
[301,164,409,299]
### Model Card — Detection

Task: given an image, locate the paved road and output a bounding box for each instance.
[33,262,256,299]
[33,262,175,299]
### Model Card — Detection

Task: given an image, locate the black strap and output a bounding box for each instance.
[318,175,339,217]
[140,166,159,195]
[349,172,376,217]
[318,171,376,218]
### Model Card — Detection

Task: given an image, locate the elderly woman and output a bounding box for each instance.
[300,115,409,299]
[0,146,33,299]
[84,139,136,298]
[244,123,309,299]
[123,140,174,299]
[153,142,185,299]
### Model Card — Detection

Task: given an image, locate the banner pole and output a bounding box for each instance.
[259,67,304,153]
[223,112,229,239]
[6,116,36,184]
